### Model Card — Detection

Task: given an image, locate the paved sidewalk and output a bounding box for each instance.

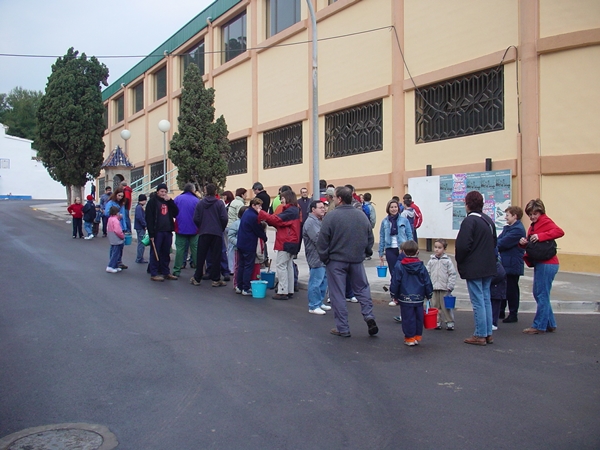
[32,202,600,313]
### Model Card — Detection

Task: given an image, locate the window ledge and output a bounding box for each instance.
[257,20,308,54]
[147,97,168,113]
[213,52,252,77]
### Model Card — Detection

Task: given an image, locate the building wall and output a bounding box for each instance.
[100,0,600,272]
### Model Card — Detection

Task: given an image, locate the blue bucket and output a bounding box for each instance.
[124,233,132,246]
[444,295,456,309]
[260,271,276,289]
[376,266,388,278]
[250,280,268,298]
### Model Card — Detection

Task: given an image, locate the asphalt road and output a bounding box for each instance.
[1,201,599,449]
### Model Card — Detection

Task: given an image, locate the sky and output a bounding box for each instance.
[0,0,215,94]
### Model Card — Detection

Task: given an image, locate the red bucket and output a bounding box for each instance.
[423,308,439,329]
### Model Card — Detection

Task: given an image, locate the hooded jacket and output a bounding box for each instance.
[302,213,324,268]
[174,191,200,235]
[390,257,433,304]
[258,205,301,252]
[193,195,228,237]
[426,253,457,291]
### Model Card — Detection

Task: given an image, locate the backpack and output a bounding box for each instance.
[362,203,371,220]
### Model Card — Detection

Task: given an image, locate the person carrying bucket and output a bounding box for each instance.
[426,239,457,331]
[390,240,433,346]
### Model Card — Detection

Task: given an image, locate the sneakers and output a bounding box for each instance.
[393,316,402,323]
[404,338,416,346]
[320,304,331,311]
[464,336,487,345]
[212,280,227,287]
[165,274,179,280]
[414,335,422,345]
[118,264,128,270]
[309,307,326,315]
[151,275,165,282]
[84,234,94,240]
[346,296,358,303]
[241,290,252,296]
[388,299,398,306]
[492,325,498,331]
[326,298,331,303]
[446,322,455,331]
[366,319,379,336]
[235,287,242,294]
[189,277,201,286]
[330,328,351,337]
[106,266,118,273]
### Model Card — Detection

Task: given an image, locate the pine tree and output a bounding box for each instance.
[36,47,108,202]
[169,64,230,192]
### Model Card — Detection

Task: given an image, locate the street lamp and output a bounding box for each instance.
[158,120,171,185]
[120,129,131,156]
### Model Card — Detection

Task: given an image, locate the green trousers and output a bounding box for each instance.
[173,234,199,276]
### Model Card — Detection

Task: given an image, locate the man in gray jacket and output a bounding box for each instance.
[316,186,378,337]
[303,200,332,315]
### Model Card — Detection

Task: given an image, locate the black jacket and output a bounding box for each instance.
[145,193,179,238]
[255,190,271,212]
[455,211,497,280]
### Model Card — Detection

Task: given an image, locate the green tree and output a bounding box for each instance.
[0,87,43,143]
[169,64,230,192]
[36,47,109,202]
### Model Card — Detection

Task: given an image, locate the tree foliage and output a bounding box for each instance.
[0,87,43,143]
[36,47,108,197]
[169,64,230,192]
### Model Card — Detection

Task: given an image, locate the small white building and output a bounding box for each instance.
[0,123,66,200]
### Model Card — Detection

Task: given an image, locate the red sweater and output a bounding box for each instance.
[67,203,84,219]
[522,214,564,266]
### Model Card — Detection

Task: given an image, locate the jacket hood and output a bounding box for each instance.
[202,196,219,209]
[401,257,423,274]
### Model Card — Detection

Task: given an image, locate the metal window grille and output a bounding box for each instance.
[155,67,167,101]
[325,99,383,159]
[223,12,247,63]
[228,138,248,175]
[133,82,144,113]
[183,42,205,77]
[131,167,144,185]
[150,162,164,188]
[415,67,504,144]
[263,122,303,169]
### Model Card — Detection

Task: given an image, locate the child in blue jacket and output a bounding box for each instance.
[390,240,433,346]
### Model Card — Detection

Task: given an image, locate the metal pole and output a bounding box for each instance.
[163,132,167,185]
[306,0,319,200]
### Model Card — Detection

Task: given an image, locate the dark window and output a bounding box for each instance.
[183,41,205,77]
[133,82,144,113]
[415,66,504,144]
[228,138,248,175]
[223,12,247,63]
[150,161,164,187]
[263,122,302,169]
[130,167,144,187]
[103,104,108,129]
[115,95,124,123]
[155,66,167,101]
[328,0,338,4]
[325,99,383,159]
[267,0,300,37]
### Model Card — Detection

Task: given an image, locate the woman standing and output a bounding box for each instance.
[497,206,526,323]
[519,199,565,334]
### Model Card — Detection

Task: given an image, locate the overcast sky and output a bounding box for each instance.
[0,0,214,94]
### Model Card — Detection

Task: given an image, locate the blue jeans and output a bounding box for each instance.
[466,277,493,337]
[308,267,328,310]
[532,263,559,330]
[135,229,146,262]
[109,244,123,269]
[84,221,93,236]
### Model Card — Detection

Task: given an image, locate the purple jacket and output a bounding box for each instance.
[174,191,200,235]
[193,195,228,237]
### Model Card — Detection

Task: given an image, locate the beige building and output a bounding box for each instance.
[101,0,600,273]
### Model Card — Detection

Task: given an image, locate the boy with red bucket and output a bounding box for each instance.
[390,240,433,346]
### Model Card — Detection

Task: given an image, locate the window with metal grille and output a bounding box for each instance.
[222,12,247,63]
[115,95,124,123]
[325,99,383,159]
[131,167,144,186]
[415,67,504,144]
[228,138,248,175]
[263,122,302,169]
[155,66,167,101]
[99,178,105,193]
[150,162,164,187]
[267,0,300,38]
[133,82,144,113]
[183,41,205,77]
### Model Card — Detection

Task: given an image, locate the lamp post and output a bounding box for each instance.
[158,120,171,185]
[120,129,131,156]
[306,0,319,201]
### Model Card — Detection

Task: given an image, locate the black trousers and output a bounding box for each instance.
[505,274,521,316]
[194,234,223,282]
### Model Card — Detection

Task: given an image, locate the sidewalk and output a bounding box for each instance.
[32,202,600,313]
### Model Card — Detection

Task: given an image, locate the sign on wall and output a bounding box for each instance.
[408,169,511,239]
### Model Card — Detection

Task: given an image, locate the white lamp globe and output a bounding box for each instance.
[120,129,131,140]
[158,120,171,133]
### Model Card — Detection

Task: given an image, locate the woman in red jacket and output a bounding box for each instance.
[258,190,301,300]
[519,199,565,334]
[67,197,84,238]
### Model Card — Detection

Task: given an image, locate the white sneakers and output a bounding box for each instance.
[105,266,122,273]
[320,304,331,311]
[85,234,94,240]
[346,296,358,303]
[309,307,326,315]
[388,300,398,306]
[492,325,498,331]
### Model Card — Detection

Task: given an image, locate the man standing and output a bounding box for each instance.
[190,183,228,287]
[303,200,331,315]
[298,188,311,226]
[173,183,200,277]
[317,186,378,337]
[99,186,112,237]
[145,183,179,282]
[252,182,270,212]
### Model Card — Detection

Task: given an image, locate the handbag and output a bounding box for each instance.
[141,233,150,247]
[526,239,557,261]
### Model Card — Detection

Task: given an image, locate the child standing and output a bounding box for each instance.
[107,205,125,273]
[92,205,102,237]
[134,194,148,264]
[426,239,457,330]
[67,197,84,238]
[82,195,96,239]
[390,240,433,346]
[490,251,507,331]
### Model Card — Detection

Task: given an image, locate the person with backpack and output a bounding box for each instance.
[362,193,376,229]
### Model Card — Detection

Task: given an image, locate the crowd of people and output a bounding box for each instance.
[68,178,564,345]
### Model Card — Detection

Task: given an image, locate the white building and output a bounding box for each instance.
[0,124,66,200]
